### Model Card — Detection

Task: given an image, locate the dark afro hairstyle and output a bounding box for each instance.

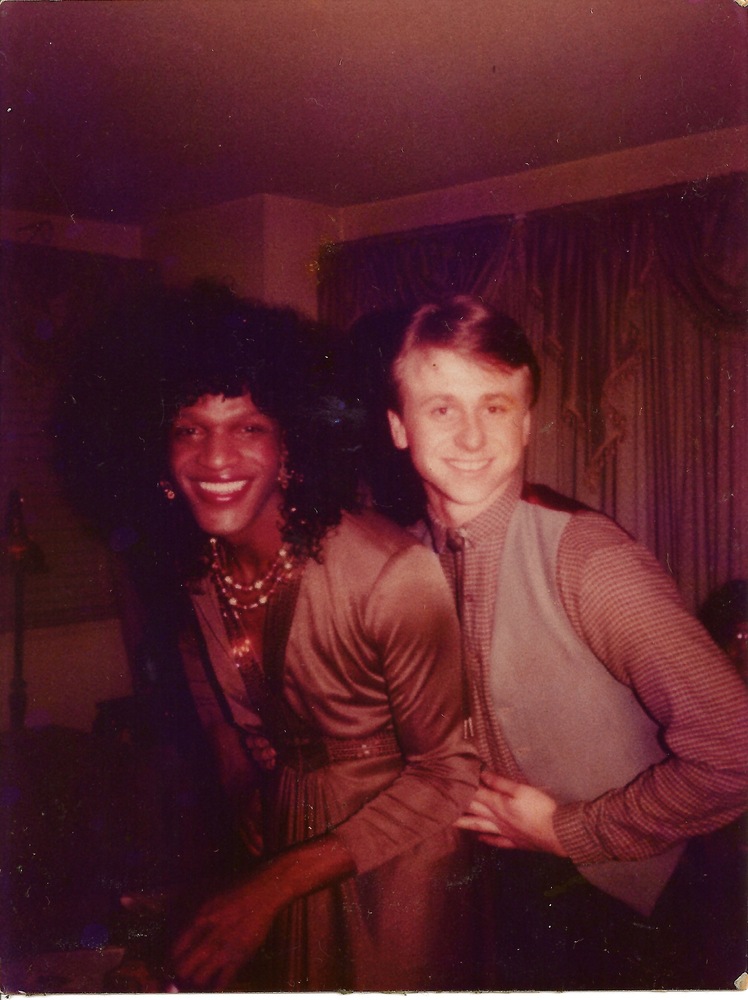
[54,279,360,579]
[345,305,427,526]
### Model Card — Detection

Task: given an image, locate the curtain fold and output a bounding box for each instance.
[319,175,747,610]
[526,205,654,478]
[653,178,747,336]
[318,217,520,330]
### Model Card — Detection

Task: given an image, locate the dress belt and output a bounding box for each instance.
[278,729,401,772]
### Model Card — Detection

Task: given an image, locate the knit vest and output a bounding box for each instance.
[487,500,683,915]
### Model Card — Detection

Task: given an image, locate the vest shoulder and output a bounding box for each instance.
[561,509,638,563]
[520,485,635,538]
[518,488,634,551]
[521,482,595,514]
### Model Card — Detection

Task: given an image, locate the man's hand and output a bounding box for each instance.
[455,771,568,856]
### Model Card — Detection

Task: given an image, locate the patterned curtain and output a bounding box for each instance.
[318,175,747,610]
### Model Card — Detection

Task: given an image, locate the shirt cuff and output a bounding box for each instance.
[553,800,608,865]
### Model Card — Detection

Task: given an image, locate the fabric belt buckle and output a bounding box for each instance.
[280,729,401,772]
[325,729,400,763]
[282,737,330,772]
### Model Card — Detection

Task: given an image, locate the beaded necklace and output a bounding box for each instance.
[208,537,298,771]
[209,536,296,612]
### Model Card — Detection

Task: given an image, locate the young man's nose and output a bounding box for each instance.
[454,412,485,450]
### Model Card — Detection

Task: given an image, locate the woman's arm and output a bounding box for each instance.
[171,833,354,990]
[331,542,480,874]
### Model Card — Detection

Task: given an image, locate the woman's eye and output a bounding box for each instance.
[172,425,197,437]
[432,406,450,417]
[242,423,268,434]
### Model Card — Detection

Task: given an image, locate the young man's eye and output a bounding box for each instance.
[432,405,450,417]
[487,404,509,415]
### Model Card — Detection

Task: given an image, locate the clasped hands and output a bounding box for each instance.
[455,770,567,856]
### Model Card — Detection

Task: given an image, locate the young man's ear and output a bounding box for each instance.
[522,408,533,447]
[387,409,409,451]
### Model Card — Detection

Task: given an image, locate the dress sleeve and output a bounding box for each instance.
[332,544,480,874]
[552,514,748,865]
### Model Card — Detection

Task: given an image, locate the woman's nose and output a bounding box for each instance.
[199,432,235,468]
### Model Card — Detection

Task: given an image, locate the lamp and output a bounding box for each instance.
[1,490,46,730]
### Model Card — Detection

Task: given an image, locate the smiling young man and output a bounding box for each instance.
[388,338,534,527]
[377,295,748,989]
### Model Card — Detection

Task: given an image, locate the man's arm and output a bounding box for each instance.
[552,515,747,864]
[459,514,748,864]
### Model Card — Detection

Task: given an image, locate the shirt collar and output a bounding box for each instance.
[428,472,523,554]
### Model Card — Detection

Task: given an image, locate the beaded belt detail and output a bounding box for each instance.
[279,729,401,772]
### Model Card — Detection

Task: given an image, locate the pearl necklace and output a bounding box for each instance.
[209,536,296,613]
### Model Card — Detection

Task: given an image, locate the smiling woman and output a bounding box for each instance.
[55,280,479,991]
[56,280,352,576]
[168,394,285,551]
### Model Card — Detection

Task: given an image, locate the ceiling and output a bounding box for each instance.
[1,0,746,226]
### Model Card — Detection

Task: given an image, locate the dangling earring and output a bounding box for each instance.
[158,478,176,501]
[278,454,303,491]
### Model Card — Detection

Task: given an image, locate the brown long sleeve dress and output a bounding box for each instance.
[179,509,479,990]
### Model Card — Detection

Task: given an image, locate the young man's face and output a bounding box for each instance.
[388,346,532,527]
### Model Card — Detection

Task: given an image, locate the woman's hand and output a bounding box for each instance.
[171,870,282,990]
[171,833,356,990]
[455,771,568,856]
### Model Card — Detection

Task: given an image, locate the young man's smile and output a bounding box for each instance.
[445,458,493,472]
[388,346,532,527]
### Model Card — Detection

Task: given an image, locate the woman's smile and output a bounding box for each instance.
[194,478,251,500]
[169,394,285,551]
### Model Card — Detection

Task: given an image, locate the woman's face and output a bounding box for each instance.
[168,393,284,551]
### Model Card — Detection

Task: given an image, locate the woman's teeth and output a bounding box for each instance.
[199,480,247,495]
